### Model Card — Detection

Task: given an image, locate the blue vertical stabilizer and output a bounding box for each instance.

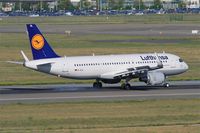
[26,24,60,60]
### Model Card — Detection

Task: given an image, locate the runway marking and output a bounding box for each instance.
[1,92,200,101]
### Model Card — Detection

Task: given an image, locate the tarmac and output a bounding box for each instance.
[0,81,200,104]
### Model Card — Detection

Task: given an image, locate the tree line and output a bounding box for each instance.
[2,0,186,11]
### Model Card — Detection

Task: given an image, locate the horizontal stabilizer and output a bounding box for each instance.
[6,61,23,65]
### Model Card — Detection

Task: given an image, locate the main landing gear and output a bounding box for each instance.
[121,83,131,90]
[93,81,102,88]
[121,78,132,90]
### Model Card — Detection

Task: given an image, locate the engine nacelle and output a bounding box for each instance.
[139,72,165,85]
[101,78,121,84]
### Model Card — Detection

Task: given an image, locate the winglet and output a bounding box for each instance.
[155,52,163,68]
[21,50,29,62]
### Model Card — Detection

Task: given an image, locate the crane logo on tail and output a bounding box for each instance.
[31,34,44,50]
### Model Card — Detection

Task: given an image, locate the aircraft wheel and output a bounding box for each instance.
[98,82,102,88]
[121,83,126,90]
[121,83,131,90]
[164,83,170,88]
[125,83,131,90]
[93,82,97,88]
[93,82,102,88]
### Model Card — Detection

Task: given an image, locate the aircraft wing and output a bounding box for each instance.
[100,65,162,80]
[100,53,163,79]
[134,52,163,71]
[100,69,135,79]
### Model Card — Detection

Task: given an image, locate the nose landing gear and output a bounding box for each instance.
[163,83,170,88]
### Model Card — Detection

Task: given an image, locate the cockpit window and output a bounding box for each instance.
[179,58,184,62]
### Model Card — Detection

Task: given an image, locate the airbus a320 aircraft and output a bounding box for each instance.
[9,24,189,90]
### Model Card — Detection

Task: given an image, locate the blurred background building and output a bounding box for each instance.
[0,0,199,12]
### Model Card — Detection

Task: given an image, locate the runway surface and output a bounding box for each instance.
[1,24,200,37]
[0,81,200,104]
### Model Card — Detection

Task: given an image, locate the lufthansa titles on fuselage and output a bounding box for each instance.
[140,55,168,61]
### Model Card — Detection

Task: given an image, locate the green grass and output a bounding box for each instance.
[1,99,200,132]
[0,32,200,85]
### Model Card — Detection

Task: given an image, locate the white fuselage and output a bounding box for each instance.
[24,53,188,80]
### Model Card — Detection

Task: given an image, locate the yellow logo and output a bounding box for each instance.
[31,34,44,50]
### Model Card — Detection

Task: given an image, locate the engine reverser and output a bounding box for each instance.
[139,72,165,85]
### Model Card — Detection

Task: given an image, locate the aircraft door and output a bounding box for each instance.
[63,63,67,72]
[62,59,69,74]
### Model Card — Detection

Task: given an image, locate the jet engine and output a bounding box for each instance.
[139,72,165,85]
[101,78,121,84]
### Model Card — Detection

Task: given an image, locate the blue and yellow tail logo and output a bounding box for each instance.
[27,24,59,60]
[31,34,44,50]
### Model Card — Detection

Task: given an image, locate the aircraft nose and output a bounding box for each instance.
[183,62,189,71]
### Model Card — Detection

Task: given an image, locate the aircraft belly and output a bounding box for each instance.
[66,66,119,79]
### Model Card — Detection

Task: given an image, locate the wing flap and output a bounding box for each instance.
[100,69,137,79]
